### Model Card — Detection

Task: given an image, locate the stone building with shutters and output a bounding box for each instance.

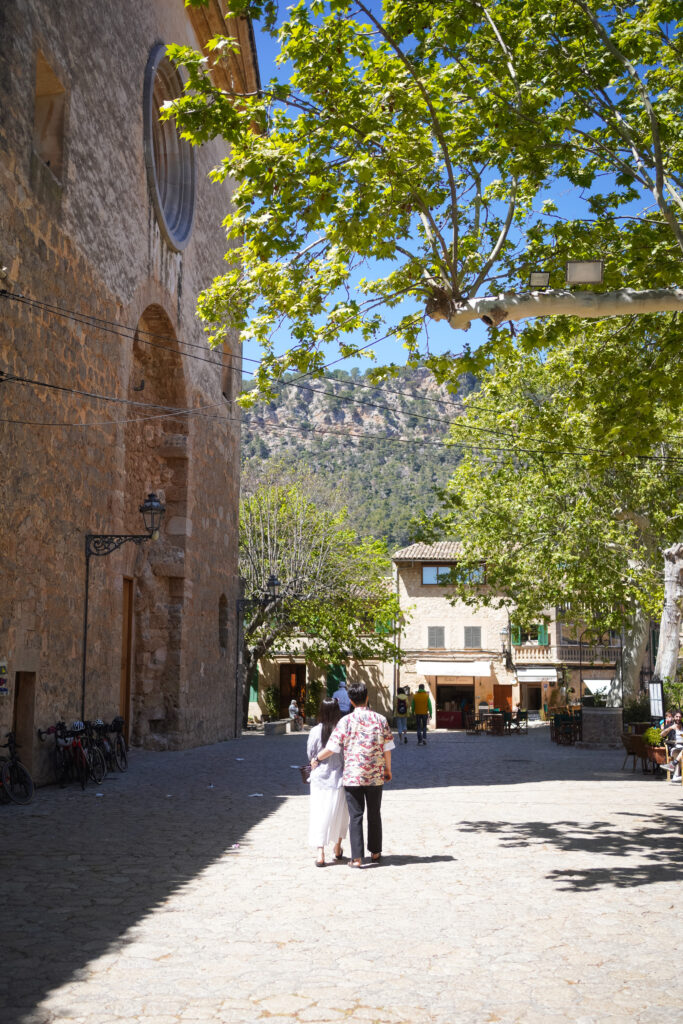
[393,542,622,726]
[0,0,260,779]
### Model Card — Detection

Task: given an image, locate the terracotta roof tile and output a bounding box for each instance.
[392,541,463,561]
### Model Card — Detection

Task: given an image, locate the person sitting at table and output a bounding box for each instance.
[661,711,683,781]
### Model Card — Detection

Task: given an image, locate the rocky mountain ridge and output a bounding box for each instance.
[241,366,474,550]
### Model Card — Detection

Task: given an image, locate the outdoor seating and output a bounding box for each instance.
[511,710,528,734]
[464,712,479,735]
[489,713,505,736]
[620,732,649,773]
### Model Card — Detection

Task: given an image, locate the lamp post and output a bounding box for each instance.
[235,573,281,734]
[81,493,165,720]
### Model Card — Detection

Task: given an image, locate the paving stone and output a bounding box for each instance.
[2,727,683,1024]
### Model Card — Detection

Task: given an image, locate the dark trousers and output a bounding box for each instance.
[344,785,383,859]
[416,714,428,741]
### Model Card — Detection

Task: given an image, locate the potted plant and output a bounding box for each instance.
[264,684,280,721]
[642,726,668,767]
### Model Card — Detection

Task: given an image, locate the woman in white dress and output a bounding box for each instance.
[307,698,349,866]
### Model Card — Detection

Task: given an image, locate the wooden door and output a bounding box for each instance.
[13,672,36,773]
[119,577,133,742]
[493,684,513,711]
[279,663,307,718]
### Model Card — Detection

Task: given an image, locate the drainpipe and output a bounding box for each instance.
[392,560,400,708]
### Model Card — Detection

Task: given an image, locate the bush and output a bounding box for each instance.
[623,692,651,724]
[264,685,280,721]
[305,677,325,719]
[642,726,662,747]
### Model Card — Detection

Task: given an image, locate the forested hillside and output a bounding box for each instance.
[241,367,475,551]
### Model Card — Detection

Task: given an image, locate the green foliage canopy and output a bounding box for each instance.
[168,0,683,398]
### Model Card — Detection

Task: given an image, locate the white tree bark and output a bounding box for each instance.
[653,543,683,683]
[427,287,683,331]
[616,604,650,704]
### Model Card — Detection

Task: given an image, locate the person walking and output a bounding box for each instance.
[311,681,394,868]
[394,686,409,743]
[306,698,349,866]
[411,683,432,745]
[331,678,352,715]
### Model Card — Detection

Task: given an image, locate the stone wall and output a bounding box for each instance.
[0,1,258,778]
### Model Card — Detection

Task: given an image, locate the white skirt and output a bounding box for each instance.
[308,783,350,848]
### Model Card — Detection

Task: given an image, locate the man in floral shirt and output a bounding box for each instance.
[312,681,394,867]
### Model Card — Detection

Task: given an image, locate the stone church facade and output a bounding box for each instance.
[0,1,259,779]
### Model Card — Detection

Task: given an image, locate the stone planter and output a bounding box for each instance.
[577,706,623,748]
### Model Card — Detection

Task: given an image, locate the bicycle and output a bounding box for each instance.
[0,732,35,804]
[108,716,128,772]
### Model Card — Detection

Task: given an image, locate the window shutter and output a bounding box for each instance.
[464,626,482,649]
[248,668,259,703]
[511,625,522,646]
[326,664,346,695]
[428,626,445,648]
[537,624,549,646]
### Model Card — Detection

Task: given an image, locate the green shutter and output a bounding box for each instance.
[511,624,522,646]
[375,616,393,636]
[248,668,259,703]
[326,664,346,695]
[537,624,549,646]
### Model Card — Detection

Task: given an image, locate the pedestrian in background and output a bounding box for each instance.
[411,683,432,745]
[331,678,352,715]
[307,698,349,866]
[312,681,394,868]
[394,686,409,743]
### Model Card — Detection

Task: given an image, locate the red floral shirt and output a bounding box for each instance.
[326,707,395,786]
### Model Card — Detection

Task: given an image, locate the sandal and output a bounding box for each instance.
[334,844,344,861]
[315,858,326,867]
[348,859,362,868]
[370,853,381,863]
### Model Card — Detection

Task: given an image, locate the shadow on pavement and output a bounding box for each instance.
[0,727,672,1022]
[457,809,683,890]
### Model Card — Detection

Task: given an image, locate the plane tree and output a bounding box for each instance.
[411,318,683,699]
[168,0,683,690]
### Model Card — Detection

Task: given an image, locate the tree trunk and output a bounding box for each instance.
[616,604,650,704]
[426,286,683,332]
[653,543,683,683]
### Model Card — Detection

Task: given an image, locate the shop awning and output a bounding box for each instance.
[416,660,492,677]
[516,667,557,682]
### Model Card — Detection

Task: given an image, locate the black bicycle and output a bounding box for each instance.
[0,732,35,804]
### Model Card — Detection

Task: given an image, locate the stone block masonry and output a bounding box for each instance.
[0,0,259,778]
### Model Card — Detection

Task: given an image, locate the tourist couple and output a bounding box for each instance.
[306,681,394,868]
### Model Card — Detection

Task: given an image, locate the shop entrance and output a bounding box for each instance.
[279,663,307,719]
[525,685,542,711]
[436,683,474,729]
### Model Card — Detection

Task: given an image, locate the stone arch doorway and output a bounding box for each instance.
[124,304,189,748]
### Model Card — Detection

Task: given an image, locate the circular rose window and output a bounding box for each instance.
[143,43,196,251]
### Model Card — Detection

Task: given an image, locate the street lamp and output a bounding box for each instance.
[81,493,165,720]
[500,626,509,653]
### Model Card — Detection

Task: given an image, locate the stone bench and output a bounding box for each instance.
[264,719,294,736]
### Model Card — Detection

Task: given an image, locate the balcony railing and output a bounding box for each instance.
[512,644,620,665]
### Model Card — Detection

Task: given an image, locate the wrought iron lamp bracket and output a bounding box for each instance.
[85,533,152,560]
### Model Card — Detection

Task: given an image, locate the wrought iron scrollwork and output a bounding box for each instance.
[85,534,150,559]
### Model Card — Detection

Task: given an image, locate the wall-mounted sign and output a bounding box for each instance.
[0,660,8,696]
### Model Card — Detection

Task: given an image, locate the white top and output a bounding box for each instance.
[307,723,344,791]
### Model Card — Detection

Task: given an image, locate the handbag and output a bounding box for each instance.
[299,764,312,784]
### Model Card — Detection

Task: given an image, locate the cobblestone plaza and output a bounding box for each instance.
[2,726,682,1024]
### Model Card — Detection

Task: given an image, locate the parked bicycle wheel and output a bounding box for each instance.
[88,746,106,784]
[114,733,128,772]
[53,747,68,788]
[0,759,10,804]
[1,759,34,804]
